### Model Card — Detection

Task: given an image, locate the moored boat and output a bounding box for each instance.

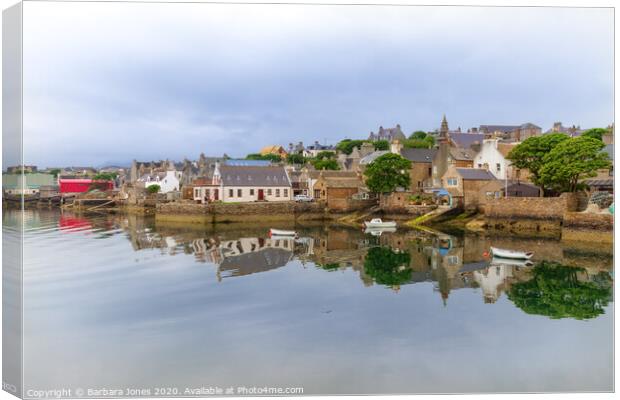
[364,218,397,229]
[490,246,533,260]
[269,228,297,237]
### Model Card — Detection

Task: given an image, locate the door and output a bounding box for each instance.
[214,189,219,201]
[258,189,264,201]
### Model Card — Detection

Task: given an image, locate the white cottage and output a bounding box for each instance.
[138,170,181,193]
[473,138,525,181]
[193,163,292,203]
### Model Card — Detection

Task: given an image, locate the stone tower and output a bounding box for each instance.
[439,114,450,143]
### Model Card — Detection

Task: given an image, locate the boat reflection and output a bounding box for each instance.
[52,210,613,317]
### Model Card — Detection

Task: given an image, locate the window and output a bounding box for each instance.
[314,189,321,198]
[229,189,233,197]
[237,189,242,197]
[206,189,210,197]
[284,189,288,197]
[267,189,272,196]
[478,163,482,168]
[428,167,432,177]
[495,191,501,198]
[250,189,255,196]
[194,188,199,198]
[496,163,501,172]
[276,189,280,197]
[447,178,458,186]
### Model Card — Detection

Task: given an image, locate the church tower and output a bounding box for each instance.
[439,114,450,143]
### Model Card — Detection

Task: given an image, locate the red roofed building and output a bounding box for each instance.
[59,178,113,193]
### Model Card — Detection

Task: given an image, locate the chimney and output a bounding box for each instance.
[390,139,403,155]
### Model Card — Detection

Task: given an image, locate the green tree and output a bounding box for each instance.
[311,158,340,170]
[146,184,161,194]
[507,261,612,320]
[336,139,366,155]
[93,172,118,181]
[409,131,428,140]
[49,168,61,178]
[373,140,389,151]
[506,133,569,187]
[364,246,412,287]
[287,153,305,165]
[363,153,411,193]
[315,151,336,160]
[581,127,608,142]
[246,153,282,162]
[539,136,611,192]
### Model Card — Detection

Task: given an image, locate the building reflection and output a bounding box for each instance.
[67,210,612,309]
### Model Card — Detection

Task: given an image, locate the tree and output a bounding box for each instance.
[363,153,411,193]
[539,136,611,192]
[336,139,366,155]
[93,172,118,181]
[409,131,428,140]
[311,158,340,170]
[403,135,435,149]
[507,261,612,320]
[147,184,161,194]
[246,153,282,162]
[287,153,305,165]
[581,127,608,142]
[364,246,412,287]
[315,151,336,160]
[49,168,61,178]
[506,133,569,187]
[373,140,389,151]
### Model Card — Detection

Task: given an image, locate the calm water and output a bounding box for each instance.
[6,209,614,395]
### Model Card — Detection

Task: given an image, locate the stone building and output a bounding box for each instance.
[313,171,365,211]
[193,164,292,203]
[368,124,407,142]
[441,165,497,210]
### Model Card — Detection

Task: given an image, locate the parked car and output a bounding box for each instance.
[294,194,313,202]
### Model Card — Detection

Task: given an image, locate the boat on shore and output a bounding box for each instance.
[269,228,297,238]
[364,218,397,229]
[491,257,534,267]
[490,246,533,260]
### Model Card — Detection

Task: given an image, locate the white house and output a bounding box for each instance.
[193,163,292,203]
[138,170,181,193]
[473,138,521,181]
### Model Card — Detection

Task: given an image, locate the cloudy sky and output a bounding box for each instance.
[22,2,613,168]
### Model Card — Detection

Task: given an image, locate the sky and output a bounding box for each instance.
[20,2,614,168]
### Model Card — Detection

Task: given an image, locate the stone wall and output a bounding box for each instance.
[561,212,613,243]
[484,193,579,220]
[156,200,329,223]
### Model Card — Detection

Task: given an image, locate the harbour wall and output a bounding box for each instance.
[155,201,331,224]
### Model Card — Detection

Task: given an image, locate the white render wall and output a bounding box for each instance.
[193,185,292,203]
[473,139,508,180]
[143,170,180,193]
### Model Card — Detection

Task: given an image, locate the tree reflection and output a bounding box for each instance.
[507,261,612,320]
[364,246,412,287]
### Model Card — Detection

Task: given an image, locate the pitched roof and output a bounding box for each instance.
[450,132,485,149]
[360,150,389,165]
[219,248,293,277]
[260,145,286,155]
[400,148,437,163]
[321,177,364,188]
[220,166,291,187]
[456,168,497,180]
[450,147,477,161]
[224,159,272,167]
[308,170,357,179]
[497,143,518,158]
[479,125,520,133]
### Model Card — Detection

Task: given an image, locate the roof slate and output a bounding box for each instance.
[220,166,291,187]
[400,148,437,163]
[456,168,497,180]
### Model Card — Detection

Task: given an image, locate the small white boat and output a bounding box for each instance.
[269,228,297,237]
[364,218,397,229]
[490,246,533,260]
[364,227,397,236]
[491,257,534,268]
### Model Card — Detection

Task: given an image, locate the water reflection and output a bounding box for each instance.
[38,209,613,315]
[10,209,614,393]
